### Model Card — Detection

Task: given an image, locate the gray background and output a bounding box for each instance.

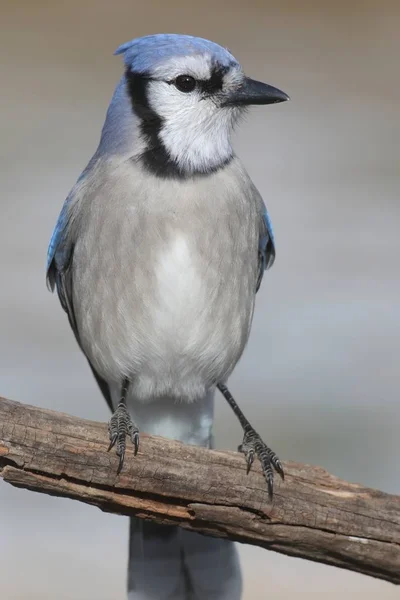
[1,1,399,598]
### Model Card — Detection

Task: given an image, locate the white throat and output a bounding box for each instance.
[147,80,237,175]
[159,108,235,174]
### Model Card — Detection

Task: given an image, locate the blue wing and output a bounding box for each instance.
[256,202,276,292]
[46,201,70,290]
[46,198,78,331]
[47,166,91,289]
[46,196,114,411]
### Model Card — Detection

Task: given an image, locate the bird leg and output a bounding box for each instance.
[217,383,284,499]
[108,378,139,474]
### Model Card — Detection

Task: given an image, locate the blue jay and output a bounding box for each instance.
[47,34,288,600]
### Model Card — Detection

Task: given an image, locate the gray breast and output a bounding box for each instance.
[70,157,260,401]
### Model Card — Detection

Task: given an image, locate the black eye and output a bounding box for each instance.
[174,75,196,93]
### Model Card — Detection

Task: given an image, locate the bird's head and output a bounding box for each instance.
[113,34,289,178]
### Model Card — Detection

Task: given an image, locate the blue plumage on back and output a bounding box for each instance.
[115,33,238,74]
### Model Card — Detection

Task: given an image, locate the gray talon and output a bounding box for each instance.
[107,401,139,473]
[217,383,284,499]
[239,428,284,499]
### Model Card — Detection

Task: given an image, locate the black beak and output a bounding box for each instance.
[223,77,289,107]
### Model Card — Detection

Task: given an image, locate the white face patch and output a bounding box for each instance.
[145,56,245,175]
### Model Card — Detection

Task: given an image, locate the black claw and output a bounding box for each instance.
[267,474,274,500]
[117,450,125,475]
[246,450,255,474]
[107,432,117,452]
[273,458,285,480]
[132,431,139,456]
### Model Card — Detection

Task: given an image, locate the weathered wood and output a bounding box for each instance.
[0,396,399,583]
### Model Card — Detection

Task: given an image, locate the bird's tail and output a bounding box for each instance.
[125,388,243,599]
[128,518,242,600]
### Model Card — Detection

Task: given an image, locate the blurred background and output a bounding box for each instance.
[1,1,399,598]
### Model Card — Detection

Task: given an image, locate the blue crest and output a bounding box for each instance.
[115,34,238,74]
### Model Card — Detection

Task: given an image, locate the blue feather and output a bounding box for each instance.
[47,165,91,283]
[262,204,275,246]
[115,34,238,74]
[47,204,67,272]
[257,203,276,290]
[46,196,74,291]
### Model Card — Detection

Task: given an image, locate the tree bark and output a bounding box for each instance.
[0,396,399,584]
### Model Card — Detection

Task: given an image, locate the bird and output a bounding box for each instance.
[47,33,288,600]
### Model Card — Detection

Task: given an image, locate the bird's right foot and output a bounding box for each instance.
[108,401,139,474]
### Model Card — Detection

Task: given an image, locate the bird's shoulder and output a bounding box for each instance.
[46,156,104,283]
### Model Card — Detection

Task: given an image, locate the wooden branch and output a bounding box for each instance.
[0,396,399,584]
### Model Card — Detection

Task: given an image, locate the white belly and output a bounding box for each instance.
[152,235,209,349]
[127,234,247,402]
[76,230,254,401]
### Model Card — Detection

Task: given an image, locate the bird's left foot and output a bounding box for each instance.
[238,427,284,499]
[108,402,139,474]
